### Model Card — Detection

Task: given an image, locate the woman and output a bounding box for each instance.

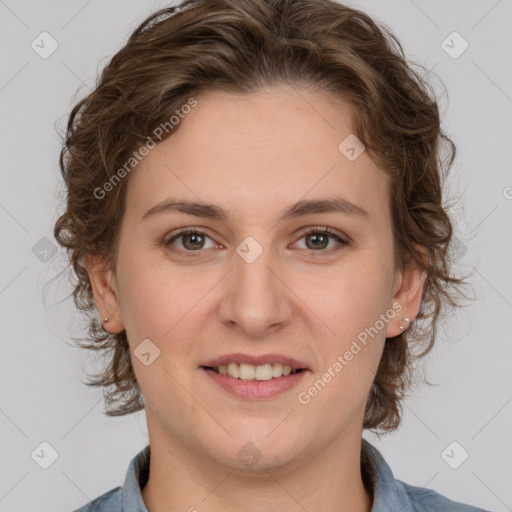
[55,0,487,510]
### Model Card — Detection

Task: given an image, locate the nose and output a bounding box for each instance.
[218,241,293,337]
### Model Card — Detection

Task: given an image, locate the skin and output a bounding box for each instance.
[85,85,426,512]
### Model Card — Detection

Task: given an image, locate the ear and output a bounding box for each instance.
[84,253,125,334]
[386,244,428,338]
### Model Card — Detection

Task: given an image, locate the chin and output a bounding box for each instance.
[214,445,302,472]
[203,427,305,471]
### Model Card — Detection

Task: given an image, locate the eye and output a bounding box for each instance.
[293,227,349,253]
[165,228,217,254]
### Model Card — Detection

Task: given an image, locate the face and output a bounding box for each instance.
[86,85,424,471]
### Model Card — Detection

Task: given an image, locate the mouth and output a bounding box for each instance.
[199,354,310,400]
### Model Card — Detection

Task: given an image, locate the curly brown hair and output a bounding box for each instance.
[53,0,473,432]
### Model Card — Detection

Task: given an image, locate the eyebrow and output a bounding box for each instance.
[141,196,370,223]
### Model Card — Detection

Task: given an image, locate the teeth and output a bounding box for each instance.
[238,363,255,380]
[216,362,297,380]
[255,364,273,380]
[272,363,283,377]
[227,363,239,379]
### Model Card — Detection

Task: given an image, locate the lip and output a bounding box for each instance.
[201,367,309,400]
[201,353,309,370]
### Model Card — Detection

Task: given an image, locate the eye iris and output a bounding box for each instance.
[183,233,204,250]
[306,232,329,250]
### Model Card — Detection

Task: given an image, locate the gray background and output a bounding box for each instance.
[0,0,511,511]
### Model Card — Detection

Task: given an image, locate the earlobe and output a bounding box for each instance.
[84,253,124,333]
[386,244,428,338]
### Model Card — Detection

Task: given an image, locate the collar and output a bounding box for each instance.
[361,438,414,511]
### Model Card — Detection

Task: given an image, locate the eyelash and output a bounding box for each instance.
[164,226,349,258]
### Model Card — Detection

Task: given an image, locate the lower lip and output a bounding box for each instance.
[201,368,309,400]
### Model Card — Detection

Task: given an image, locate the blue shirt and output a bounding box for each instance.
[72,439,489,511]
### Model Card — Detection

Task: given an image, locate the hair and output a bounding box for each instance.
[53,0,473,432]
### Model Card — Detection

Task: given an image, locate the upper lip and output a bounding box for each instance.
[201,353,309,370]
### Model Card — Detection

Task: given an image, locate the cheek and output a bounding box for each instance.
[294,257,391,403]
[296,274,388,422]
[116,252,204,339]
[304,256,393,339]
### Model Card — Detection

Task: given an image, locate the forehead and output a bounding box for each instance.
[125,86,389,223]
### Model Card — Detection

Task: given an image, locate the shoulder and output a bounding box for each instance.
[71,486,122,512]
[361,439,490,511]
[398,479,489,511]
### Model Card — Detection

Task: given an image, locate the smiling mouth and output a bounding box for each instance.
[201,363,306,381]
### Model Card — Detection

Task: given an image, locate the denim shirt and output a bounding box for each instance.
[72,439,489,511]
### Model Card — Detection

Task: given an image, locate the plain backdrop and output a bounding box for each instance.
[0,1,511,511]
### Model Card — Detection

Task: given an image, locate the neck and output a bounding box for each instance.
[141,415,373,512]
